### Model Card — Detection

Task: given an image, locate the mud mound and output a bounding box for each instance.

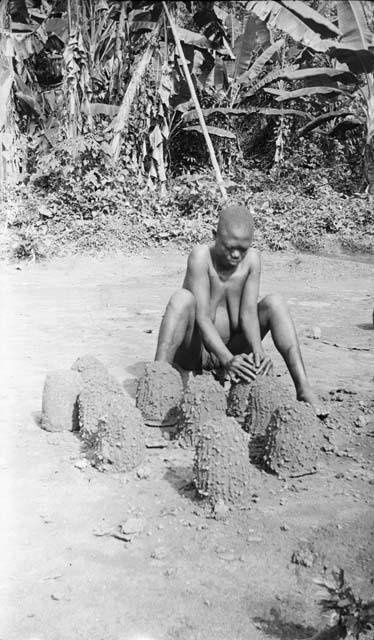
[136,362,183,426]
[242,376,292,463]
[263,402,322,478]
[244,376,292,434]
[89,393,145,472]
[194,415,252,506]
[78,369,126,438]
[226,380,254,424]
[71,354,108,381]
[179,374,227,446]
[41,370,82,432]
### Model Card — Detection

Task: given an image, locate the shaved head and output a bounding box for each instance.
[213,204,254,270]
[217,205,254,240]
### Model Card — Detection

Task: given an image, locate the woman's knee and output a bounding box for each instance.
[260,293,285,313]
[168,289,196,316]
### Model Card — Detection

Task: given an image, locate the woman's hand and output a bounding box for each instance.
[225,354,257,383]
[254,352,273,376]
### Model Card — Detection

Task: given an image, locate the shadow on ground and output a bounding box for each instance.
[356,323,373,332]
[253,608,316,639]
[163,466,199,501]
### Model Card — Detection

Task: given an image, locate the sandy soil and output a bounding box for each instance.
[1,248,374,640]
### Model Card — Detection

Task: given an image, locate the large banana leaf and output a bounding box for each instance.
[328,0,374,74]
[269,86,348,101]
[184,106,311,126]
[45,17,69,43]
[238,39,284,85]
[298,110,353,135]
[239,66,356,101]
[0,61,13,130]
[233,13,270,79]
[246,106,312,118]
[224,12,242,47]
[279,67,358,83]
[91,102,119,116]
[280,0,340,38]
[181,105,310,124]
[176,27,220,51]
[247,0,339,53]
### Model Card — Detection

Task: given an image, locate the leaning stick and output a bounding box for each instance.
[162,1,228,201]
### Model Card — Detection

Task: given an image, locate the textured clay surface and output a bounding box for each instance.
[136,362,183,426]
[41,370,82,432]
[226,380,255,424]
[78,368,127,438]
[244,376,292,435]
[71,354,108,381]
[90,393,145,472]
[194,414,252,506]
[179,374,227,446]
[240,376,291,463]
[263,402,322,478]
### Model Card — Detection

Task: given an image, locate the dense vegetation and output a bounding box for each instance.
[1,0,374,260]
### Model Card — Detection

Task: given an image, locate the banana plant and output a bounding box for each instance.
[248,0,374,193]
[327,0,374,193]
[247,0,340,52]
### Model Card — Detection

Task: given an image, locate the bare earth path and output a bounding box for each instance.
[1,248,373,640]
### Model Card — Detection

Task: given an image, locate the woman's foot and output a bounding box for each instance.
[297,385,329,419]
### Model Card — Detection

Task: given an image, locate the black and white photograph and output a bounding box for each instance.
[1,1,374,639]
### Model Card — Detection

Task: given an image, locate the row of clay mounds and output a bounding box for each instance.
[227,380,254,425]
[194,415,252,506]
[74,355,145,471]
[179,373,227,446]
[136,362,183,426]
[41,370,82,432]
[263,402,321,479]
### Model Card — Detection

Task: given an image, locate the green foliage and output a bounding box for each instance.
[251,185,374,253]
[30,131,126,220]
[2,0,374,263]
[314,569,374,639]
[3,163,374,262]
[277,133,364,196]
[11,227,49,261]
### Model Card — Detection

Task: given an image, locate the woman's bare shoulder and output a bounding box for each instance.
[188,244,211,266]
[245,247,261,270]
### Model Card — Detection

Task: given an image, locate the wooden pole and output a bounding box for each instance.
[162,1,227,200]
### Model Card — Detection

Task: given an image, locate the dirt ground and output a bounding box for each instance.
[2,247,374,640]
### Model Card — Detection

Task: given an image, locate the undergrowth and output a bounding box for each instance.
[2,166,373,262]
